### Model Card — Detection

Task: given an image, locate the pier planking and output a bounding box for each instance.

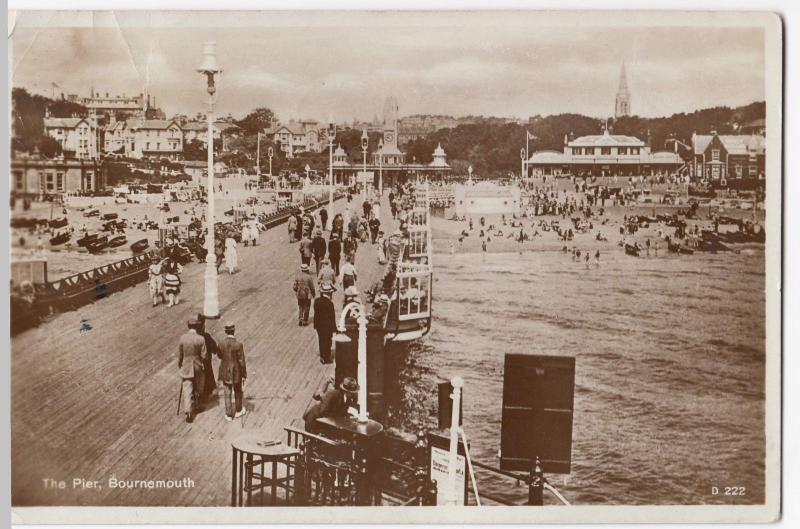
[12,194,394,506]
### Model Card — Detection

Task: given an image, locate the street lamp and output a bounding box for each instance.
[268,146,274,179]
[256,131,261,183]
[333,302,370,423]
[520,147,526,182]
[361,129,368,198]
[328,121,336,220]
[378,138,384,197]
[197,41,222,319]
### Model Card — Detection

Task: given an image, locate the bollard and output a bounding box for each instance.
[527,457,544,506]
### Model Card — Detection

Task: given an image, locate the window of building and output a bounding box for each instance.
[735,165,743,177]
[146,142,151,150]
[46,172,54,191]
[573,147,582,155]
[749,166,757,177]
[618,147,628,155]
[631,147,640,155]
[56,172,64,191]
[712,149,720,161]
[601,147,611,155]
[157,143,161,150]
[14,171,24,191]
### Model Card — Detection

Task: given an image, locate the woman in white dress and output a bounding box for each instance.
[376,232,387,264]
[147,256,166,306]
[225,234,238,274]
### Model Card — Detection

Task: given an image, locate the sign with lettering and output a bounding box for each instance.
[428,432,468,505]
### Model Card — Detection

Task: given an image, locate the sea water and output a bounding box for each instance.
[386,248,765,505]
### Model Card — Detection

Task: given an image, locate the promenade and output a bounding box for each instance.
[11,193,393,506]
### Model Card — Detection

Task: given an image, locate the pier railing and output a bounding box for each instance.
[281,427,436,507]
[17,192,346,330]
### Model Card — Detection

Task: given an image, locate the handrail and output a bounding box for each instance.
[284,425,340,447]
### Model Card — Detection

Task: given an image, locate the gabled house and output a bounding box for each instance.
[691,132,765,181]
[44,115,99,159]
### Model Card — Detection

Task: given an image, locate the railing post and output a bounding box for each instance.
[356,455,372,506]
[423,478,438,505]
[527,457,544,506]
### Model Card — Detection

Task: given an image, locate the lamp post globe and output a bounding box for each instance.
[197,41,222,319]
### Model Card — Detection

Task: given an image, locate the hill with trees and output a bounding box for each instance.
[11,88,89,157]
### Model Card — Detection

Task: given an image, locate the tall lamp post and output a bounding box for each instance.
[328,121,336,220]
[361,129,368,199]
[256,131,261,183]
[520,147,526,182]
[198,41,222,319]
[378,138,384,197]
[334,302,370,423]
[268,146,274,178]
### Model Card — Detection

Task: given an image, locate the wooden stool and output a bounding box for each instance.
[231,434,301,506]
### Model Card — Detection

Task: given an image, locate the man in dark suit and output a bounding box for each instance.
[178,319,207,423]
[328,233,342,277]
[311,229,327,274]
[313,283,337,364]
[216,322,247,421]
[302,377,359,433]
[196,314,218,403]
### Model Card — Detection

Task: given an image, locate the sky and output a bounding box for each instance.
[10,15,766,124]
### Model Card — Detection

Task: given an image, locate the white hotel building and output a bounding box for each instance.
[525,129,685,178]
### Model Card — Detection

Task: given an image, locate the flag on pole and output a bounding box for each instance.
[527,131,537,141]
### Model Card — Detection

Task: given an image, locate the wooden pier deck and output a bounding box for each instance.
[11,195,394,506]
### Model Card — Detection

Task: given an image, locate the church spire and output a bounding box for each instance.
[618,61,629,94]
[615,61,631,118]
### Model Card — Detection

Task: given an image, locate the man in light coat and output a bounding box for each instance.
[178,319,207,423]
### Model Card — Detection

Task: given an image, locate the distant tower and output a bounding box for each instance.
[615,62,631,118]
[382,96,400,152]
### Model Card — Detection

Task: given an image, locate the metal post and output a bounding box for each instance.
[378,139,383,197]
[446,376,463,505]
[198,42,221,319]
[357,311,368,423]
[328,129,335,220]
[256,131,260,181]
[527,456,544,506]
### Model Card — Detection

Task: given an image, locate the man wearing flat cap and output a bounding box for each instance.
[217,322,247,421]
[313,283,337,364]
[302,377,359,433]
[178,319,207,423]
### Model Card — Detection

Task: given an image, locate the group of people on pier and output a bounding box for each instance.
[171,181,421,426]
[290,185,417,366]
[177,315,247,423]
